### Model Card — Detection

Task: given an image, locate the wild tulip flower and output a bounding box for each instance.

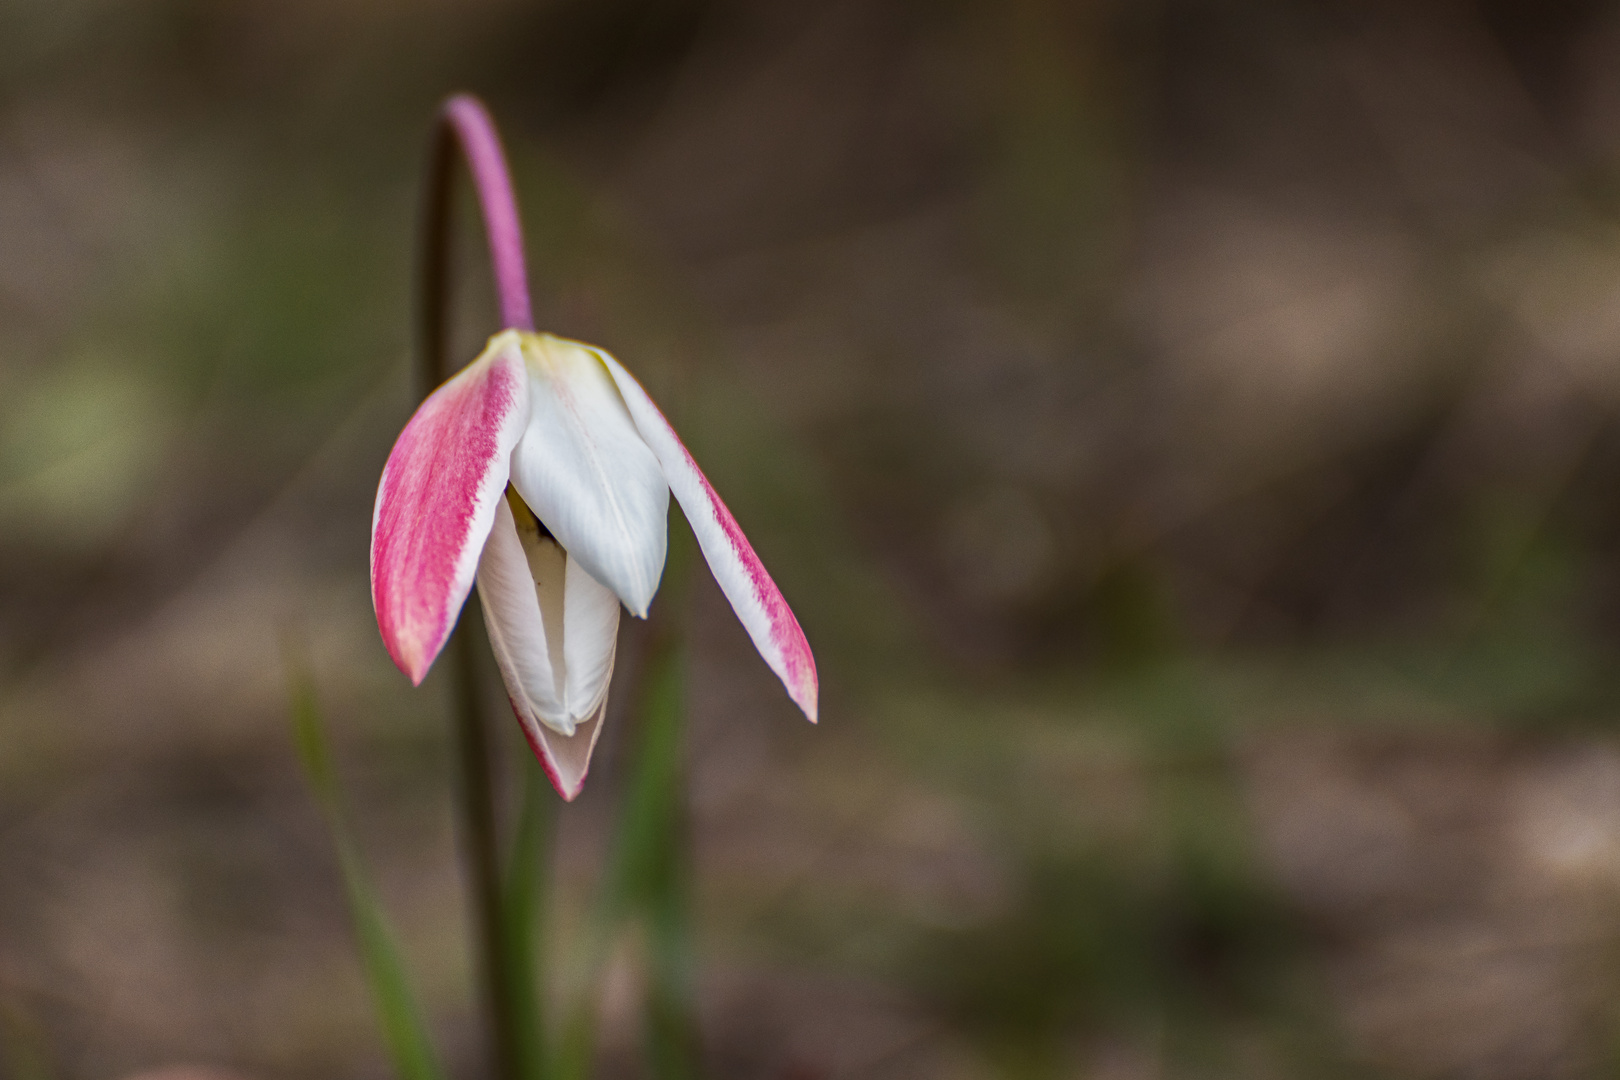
[371,328,817,799]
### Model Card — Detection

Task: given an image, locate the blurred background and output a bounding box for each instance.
[7,0,1620,1077]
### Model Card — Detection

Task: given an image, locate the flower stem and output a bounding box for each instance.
[417,92,540,1080]
[428,93,535,335]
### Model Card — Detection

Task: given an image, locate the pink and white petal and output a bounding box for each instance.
[515,645,615,801]
[562,555,620,724]
[475,497,566,727]
[509,334,670,617]
[595,348,818,723]
[372,331,529,684]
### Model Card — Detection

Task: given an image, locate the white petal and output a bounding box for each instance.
[595,347,818,722]
[508,333,670,616]
[563,556,621,722]
[516,652,614,802]
[476,494,570,733]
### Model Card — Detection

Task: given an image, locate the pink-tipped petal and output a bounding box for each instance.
[513,649,614,801]
[372,332,529,683]
[596,349,818,722]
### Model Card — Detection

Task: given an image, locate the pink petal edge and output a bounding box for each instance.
[371,334,529,684]
[509,686,611,801]
[595,348,818,723]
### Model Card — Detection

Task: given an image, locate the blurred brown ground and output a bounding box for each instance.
[8,1,1620,1078]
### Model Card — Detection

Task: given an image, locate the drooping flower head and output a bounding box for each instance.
[373,327,817,799]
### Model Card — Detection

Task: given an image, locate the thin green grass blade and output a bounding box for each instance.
[0,992,53,1080]
[553,999,601,1080]
[552,643,690,1080]
[501,754,555,1080]
[603,640,685,915]
[556,521,702,1080]
[631,645,701,1080]
[600,634,701,1080]
[287,658,447,1080]
[603,518,695,921]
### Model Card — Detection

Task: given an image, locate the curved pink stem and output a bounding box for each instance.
[440,94,534,331]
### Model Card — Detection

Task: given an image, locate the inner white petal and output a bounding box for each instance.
[496,488,624,737]
[563,555,620,722]
[475,495,566,731]
[509,492,567,686]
